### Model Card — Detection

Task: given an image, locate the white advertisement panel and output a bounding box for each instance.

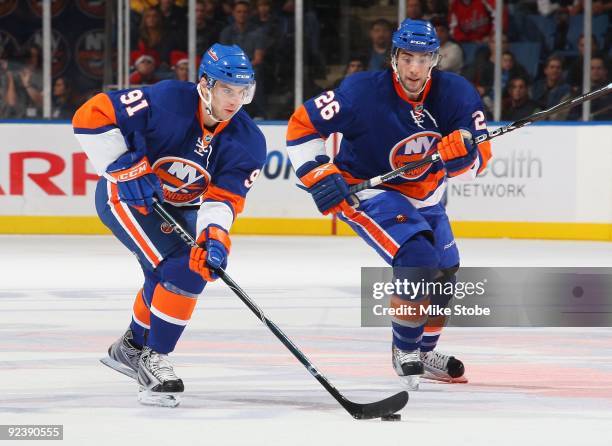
[0,123,610,228]
[446,125,578,222]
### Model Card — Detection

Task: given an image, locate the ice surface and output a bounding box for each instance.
[1,235,611,445]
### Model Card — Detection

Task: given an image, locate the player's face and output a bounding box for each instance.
[395,50,434,98]
[210,81,249,120]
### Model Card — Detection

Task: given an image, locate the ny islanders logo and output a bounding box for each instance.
[152,157,211,205]
[389,131,441,180]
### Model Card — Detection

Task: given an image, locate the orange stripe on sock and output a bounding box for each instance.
[390,294,429,326]
[151,284,197,322]
[133,289,151,326]
[425,315,447,330]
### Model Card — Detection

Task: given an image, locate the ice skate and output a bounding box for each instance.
[137,347,184,408]
[100,329,142,380]
[420,350,468,383]
[392,345,424,390]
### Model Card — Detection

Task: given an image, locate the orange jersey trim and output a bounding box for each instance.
[151,284,197,322]
[287,105,320,142]
[342,206,400,258]
[392,73,432,108]
[109,183,162,267]
[72,93,117,129]
[340,169,446,201]
[196,102,230,139]
[205,184,246,216]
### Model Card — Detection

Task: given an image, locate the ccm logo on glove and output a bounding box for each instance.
[111,159,153,182]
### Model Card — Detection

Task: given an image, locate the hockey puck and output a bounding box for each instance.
[381,413,401,421]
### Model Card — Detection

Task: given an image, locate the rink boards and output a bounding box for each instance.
[0,121,610,240]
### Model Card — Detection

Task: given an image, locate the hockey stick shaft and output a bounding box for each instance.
[151,202,408,419]
[348,82,612,195]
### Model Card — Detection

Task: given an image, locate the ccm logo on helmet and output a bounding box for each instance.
[410,40,426,45]
[235,74,251,79]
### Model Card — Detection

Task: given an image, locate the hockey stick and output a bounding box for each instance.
[152,201,409,419]
[348,82,612,194]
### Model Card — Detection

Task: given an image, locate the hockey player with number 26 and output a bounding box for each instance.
[72,44,266,407]
[286,19,493,389]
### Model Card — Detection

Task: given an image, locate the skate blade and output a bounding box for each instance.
[100,357,137,380]
[423,371,468,384]
[138,388,181,408]
[398,374,421,390]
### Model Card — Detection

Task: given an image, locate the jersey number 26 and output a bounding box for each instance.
[314,91,340,120]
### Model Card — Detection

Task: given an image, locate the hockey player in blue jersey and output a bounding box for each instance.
[73,44,267,407]
[286,19,492,389]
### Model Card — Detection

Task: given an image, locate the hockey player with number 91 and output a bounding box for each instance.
[286,19,493,389]
[72,44,266,407]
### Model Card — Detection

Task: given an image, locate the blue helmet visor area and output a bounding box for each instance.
[209,79,256,105]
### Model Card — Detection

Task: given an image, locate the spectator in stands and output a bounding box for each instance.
[13,44,43,118]
[129,51,160,85]
[367,19,392,71]
[170,51,190,82]
[0,54,17,119]
[432,19,463,73]
[423,0,448,21]
[501,50,530,90]
[588,55,612,120]
[532,55,571,119]
[196,0,225,55]
[137,7,174,67]
[220,1,267,117]
[158,0,187,30]
[251,0,282,54]
[502,76,540,121]
[462,34,509,99]
[333,56,366,88]
[449,0,507,43]
[567,34,599,89]
[51,76,77,120]
[406,0,425,19]
[219,2,265,67]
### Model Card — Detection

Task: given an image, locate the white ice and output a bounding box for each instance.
[1,235,611,445]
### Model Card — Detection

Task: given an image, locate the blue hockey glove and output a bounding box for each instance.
[106,151,164,215]
[189,225,231,282]
[295,155,356,215]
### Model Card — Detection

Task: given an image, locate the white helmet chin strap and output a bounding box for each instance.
[197,82,241,123]
[391,50,440,99]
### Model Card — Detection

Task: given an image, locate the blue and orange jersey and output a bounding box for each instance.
[286,69,492,208]
[73,80,267,233]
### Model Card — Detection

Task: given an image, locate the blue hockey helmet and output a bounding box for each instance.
[198,43,255,86]
[392,19,440,54]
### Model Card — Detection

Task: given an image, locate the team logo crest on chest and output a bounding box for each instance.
[389,131,441,180]
[152,157,211,205]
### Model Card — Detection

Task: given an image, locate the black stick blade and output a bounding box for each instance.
[343,390,408,420]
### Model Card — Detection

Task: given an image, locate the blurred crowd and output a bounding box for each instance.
[0,0,610,121]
